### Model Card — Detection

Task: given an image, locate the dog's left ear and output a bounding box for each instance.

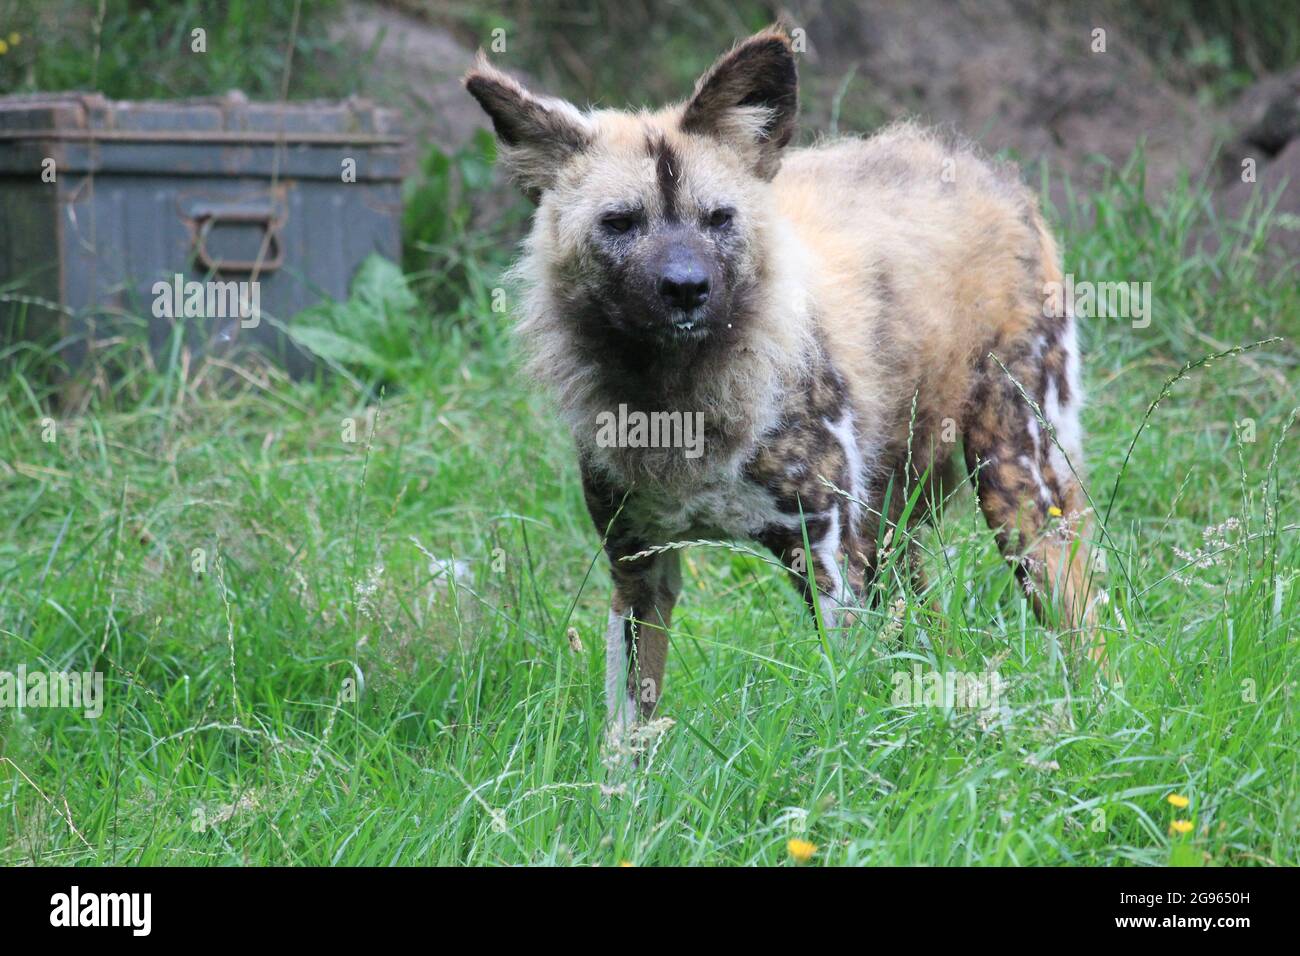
[681,28,798,180]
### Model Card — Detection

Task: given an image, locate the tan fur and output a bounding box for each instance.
[775,125,1101,653]
[776,125,1038,449]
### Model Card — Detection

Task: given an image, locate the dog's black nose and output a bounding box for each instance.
[658,264,710,311]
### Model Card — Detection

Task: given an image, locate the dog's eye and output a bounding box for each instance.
[706,207,734,230]
[600,212,639,235]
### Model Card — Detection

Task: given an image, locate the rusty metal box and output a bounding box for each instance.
[0,92,404,375]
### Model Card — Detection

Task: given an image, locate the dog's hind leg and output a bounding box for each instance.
[963,322,1105,662]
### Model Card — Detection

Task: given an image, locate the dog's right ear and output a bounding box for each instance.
[463,55,592,203]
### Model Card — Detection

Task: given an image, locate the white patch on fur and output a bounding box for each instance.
[1021,425,1055,507]
[824,407,867,532]
[604,608,635,731]
[811,508,851,629]
[1043,318,1084,478]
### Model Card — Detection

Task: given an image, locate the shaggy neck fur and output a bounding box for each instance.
[513,212,818,491]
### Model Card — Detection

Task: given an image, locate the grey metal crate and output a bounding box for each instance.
[0,91,404,376]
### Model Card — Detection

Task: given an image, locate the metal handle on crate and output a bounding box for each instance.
[189,207,284,274]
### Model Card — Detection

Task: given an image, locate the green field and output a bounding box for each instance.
[1,152,1296,865]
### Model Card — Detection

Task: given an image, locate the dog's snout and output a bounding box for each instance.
[658,258,710,311]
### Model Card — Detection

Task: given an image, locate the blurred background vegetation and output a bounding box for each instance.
[0,0,354,99]
[5,0,1295,290]
[1,0,1297,387]
[3,0,1298,103]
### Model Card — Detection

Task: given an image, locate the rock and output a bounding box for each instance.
[328,2,490,176]
[1219,66,1300,184]
[796,0,1217,213]
[1214,138,1300,263]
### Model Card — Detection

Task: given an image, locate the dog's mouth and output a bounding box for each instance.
[663,307,712,342]
[600,299,723,347]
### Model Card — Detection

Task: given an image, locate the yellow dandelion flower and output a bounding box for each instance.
[1167,793,1189,808]
[787,838,816,863]
[617,860,634,867]
[1169,819,1193,836]
[0,39,9,55]
[1048,505,1062,517]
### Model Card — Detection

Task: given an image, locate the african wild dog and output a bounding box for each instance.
[465,27,1105,736]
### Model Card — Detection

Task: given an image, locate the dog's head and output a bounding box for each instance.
[464,29,798,348]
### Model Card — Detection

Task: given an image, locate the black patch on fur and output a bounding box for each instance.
[648,135,682,221]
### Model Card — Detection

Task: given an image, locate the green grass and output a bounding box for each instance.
[1,158,1297,866]
[0,0,356,100]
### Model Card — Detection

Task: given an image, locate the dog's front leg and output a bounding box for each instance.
[580,462,682,740]
[605,548,682,737]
